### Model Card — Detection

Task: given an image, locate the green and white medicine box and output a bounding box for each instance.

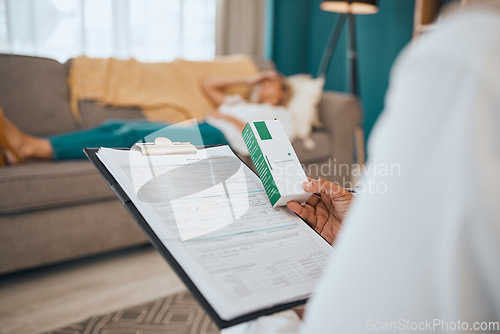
[242,119,312,207]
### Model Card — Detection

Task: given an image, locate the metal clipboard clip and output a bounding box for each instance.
[131,137,197,155]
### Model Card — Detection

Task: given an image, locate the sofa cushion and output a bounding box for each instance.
[0,54,78,136]
[292,130,331,163]
[0,161,116,214]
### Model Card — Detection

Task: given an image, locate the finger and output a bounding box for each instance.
[267,70,278,78]
[261,71,275,80]
[303,203,316,216]
[302,179,319,193]
[320,192,335,214]
[305,195,320,207]
[286,201,302,214]
[287,201,317,227]
[302,203,319,229]
[314,201,329,233]
[318,179,353,198]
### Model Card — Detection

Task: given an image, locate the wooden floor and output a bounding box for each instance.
[0,245,186,334]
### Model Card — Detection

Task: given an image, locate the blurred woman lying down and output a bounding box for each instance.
[0,71,293,165]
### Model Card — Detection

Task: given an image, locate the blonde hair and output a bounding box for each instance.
[278,75,293,107]
[248,74,294,106]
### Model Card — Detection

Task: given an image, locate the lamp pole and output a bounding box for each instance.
[317,0,378,167]
[316,12,359,98]
[316,14,346,79]
[347,13,359,97]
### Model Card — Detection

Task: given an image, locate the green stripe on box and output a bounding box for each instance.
[254,121,272,140]
[242,123,281,206]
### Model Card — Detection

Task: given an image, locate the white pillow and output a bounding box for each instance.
[286,74,325,149]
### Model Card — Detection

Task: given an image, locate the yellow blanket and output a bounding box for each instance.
[68,55,259,124]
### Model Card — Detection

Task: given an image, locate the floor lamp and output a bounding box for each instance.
[317,0,378,167]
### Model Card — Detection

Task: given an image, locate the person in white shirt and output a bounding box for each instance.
[226,2,500,333]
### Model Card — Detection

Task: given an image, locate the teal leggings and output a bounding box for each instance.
[48,120,228,160]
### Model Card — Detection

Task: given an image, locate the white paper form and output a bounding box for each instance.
[97,146,333,321]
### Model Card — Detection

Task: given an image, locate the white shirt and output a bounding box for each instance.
[205,95,295,155]
[226,7,500,334]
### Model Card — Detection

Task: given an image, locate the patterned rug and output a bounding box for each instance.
[43,291,219,334]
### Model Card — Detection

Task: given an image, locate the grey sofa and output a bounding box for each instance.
[0,54,361,274]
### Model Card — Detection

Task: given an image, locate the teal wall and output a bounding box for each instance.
[270,0,415,142]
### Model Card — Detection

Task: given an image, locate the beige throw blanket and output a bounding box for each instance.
[68,55,259,123]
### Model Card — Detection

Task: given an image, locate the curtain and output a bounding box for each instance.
[0,0,216,63]
[215,0,266,57]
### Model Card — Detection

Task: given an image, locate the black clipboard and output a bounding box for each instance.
[84,147,308,329]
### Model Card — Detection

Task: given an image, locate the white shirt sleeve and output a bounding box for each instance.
[221,311,302,334]
[230,8,500,334]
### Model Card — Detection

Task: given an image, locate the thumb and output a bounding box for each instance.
[302,179,347,199]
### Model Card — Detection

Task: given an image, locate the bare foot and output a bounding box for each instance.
[1,114,53,163]
[4,123,22,161]
[0,114,27,164]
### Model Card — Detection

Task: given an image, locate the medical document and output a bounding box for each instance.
[96,146,333,321]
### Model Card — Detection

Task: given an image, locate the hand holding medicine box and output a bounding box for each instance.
[242,119,312,207]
